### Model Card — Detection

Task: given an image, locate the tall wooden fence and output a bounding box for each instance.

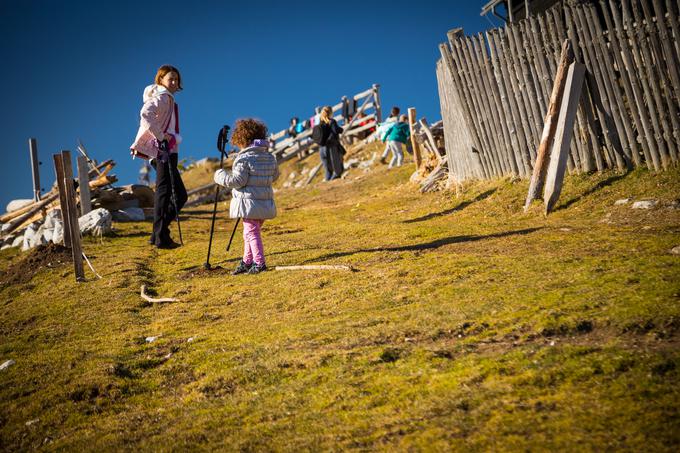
[437,0,680,182]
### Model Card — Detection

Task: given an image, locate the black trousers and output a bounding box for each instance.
[152,153,187,245]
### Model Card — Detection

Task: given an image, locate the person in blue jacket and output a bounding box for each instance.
[381,114,410,168]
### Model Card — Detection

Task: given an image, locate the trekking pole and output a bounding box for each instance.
[160,140,183,245]
[204,125,230,270]
[226,217,240,251]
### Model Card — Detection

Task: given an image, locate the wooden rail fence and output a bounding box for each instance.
[437,0,680,182]
[269,84,382,162]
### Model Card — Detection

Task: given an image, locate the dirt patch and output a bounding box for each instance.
[0,243,72,288]
[178,266,230,280]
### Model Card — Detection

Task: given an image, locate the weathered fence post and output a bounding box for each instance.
[29,138,41,202]
[77,155,92,216]
[53,151,85,282]
[544,62,587,214]
[408,107,422,170]
[525,40,573,212]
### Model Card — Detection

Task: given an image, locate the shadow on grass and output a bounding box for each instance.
[557,172,629,211]
[304,227,542,263]
[403,189,496,223]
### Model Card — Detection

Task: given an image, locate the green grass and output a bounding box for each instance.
[1,149,679,451]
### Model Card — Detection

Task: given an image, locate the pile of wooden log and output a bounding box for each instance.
[0,157,161,251]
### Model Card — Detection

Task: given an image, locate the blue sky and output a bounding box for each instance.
[0,0,502,210]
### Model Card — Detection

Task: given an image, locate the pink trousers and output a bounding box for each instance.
[242,219,265,265]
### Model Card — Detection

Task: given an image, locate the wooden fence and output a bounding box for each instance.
[437,0,680,182]
[269,84,382,162]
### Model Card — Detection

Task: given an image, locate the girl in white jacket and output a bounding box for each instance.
[214,119,279,274]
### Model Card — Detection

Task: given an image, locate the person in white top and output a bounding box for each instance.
[131,65,187,248]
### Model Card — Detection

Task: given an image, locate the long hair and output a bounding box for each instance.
[320,106,333,124]
[154,65,183,91]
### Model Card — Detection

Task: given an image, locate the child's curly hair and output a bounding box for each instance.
[231,118,268,149]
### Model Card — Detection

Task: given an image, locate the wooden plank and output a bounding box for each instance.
[372,84,382,124]
[60,151,85,282]
[407,108,422,170]
[495,28,534,175]
[582,4,637,168]
[471,33,512,175]
[440,40,489,179]
[550,7,592,173]
[641,0,680,162]
[544,63,586,214]
[612,0,665,170]
[623,0,673,167]
[77,155,92,215]
[452,37,497,177]
[525,40,573,212]
[600,0,657,170]
[52,153,72,249]
[461,36,504,176]
[29,138,41,202]
[568,4,626,170]
[487,29,531,177]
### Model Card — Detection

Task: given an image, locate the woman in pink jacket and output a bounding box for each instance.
[131,65,187,249]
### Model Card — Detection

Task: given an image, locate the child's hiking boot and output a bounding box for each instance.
[248,263,267,274]
[232,261,252,275]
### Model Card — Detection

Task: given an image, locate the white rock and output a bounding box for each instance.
[632,200,657,209]
[288,172,297,179]
[79,208,112,236]
[22,222,43,251]
[0,359,15,371]
[671,246,680,255]
[6,199,33,213]
[25,418,39,427]
[1,223,12,233]
[187,337,194,343]
[111,207,145,222]
[614,198,630,205]
[11,235,23,248]
[145,336,158,343]
[42,209,62,229]
[0,244,11,251]
[52,221,64,245]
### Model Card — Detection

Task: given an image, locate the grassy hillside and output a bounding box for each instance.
[1,148,679,451]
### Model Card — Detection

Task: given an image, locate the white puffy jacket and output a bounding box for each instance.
[214,146,279,219]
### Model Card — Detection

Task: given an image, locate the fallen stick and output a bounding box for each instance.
[82,252,102,279]
[274,265,355,272]
[140,284,179,303]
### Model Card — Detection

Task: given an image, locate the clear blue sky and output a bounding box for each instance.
[0,0,502,210]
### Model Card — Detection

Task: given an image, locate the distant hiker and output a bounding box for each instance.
[130,64,187,249]
[378,106,400,164]
[311,106,345,181]
[287,117,305,138]
[381,114,410,169]
[213,119,279,275]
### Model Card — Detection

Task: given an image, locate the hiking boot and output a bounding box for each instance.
[379,157,387,164]
[232,261,252,275]
[247,263,267,274]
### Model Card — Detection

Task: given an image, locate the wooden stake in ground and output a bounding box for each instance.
[77,155,92,216]
[29,138,41,202]
[54,151,85,282]
[544,62,587,214]
[407,108,422,171]
[524,40,573,212]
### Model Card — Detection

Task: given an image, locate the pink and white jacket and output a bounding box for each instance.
[130,84,182,160]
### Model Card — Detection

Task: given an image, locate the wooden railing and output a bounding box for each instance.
[270,84,382,162]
